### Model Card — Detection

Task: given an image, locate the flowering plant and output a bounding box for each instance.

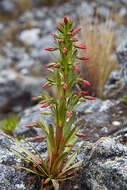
[10,17,95,190]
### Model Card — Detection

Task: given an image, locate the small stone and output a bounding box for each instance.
[112,121,121,127]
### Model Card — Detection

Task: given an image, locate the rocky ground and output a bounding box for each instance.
[0,0,127,189]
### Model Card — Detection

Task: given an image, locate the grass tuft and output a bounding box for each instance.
[80,17,118,98]
[0,114,19,136]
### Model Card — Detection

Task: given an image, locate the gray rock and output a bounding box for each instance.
[0,130,46,190]
[121,0,127,5]
[79,136,127,190]
[0,0,15,15]
[1,130,127,189]
[117,38,127,81]
[104,38,127,99]
[14,104,54,137]
[19,29,41,46]
[97,6,110,18]
[0,69,46,113]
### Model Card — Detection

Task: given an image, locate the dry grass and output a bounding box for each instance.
[80,17,118,98]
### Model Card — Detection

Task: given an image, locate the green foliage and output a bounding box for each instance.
[9,17,95,189]
[120,95,127,103]
[0,114,19,135]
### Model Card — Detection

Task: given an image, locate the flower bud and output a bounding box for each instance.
[62,48,67,54]
[35,136,42,140]
[42,82,49,88]
[71,38,78,42]
[41,103,48,108]
[76,56,89,60]
[45,47,58,51]
[59,39,63,44]
[76,28,82,33]
[80,91,88,95]
[76,133,86,138]
[84,96,96,100]
[64,17,68,24]
[74,44,86,49]
[67,111,70,118]
[25,125,33,128]
[63,83,67,90]
[73,65,79,71]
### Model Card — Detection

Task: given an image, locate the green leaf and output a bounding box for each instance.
[40,115,49,134]
[48,124,56,153]
[51,152,68,174]
[58,160,82,178]
[14,166,44,177]
[63,113,76,138]
[62,151,77,172]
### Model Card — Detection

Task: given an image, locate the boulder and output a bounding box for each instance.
[104,38,127,99]
[0,129,127,189]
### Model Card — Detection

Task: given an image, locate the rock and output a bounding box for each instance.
[97,6,110,18]
[0,69,46,114]
[14,104,54,138]
[117,38,127,81]
[33,0,70,7]
[19,28,41,46]
[121,0,127,5]
[14,98,127,142]
[104,37,127,99]
[119,7,127,17]
[0,130,46,190]
[78,136,127,190]
[1,129,127,190]
[0,69,29,113]
[0,0,15,15]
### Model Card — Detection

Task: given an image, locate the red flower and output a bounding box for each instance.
[63,83,67,90]
[76,133,87,138]
[74,44,86,49]
[45,47,58,51]
[62,48,67,54]
[51,33,57,37]
[80,44,86,49]
[42,82,49,88]
[43,181,47,185]
[82,134,87,137]
[64,17,68,24]
[73,65,79,71]
[80,91,88,95]
[76,56,89,60]
[83,80,91,87]
[84,96,96,100]
[61,137,64,141]
[25,125,33,128]
[59,39,63,44]
[41,103,48,108]
[76,28,82,32]
[57,26,60,30]
[35,136,42,140]
[72,38,78,42]
[53,64,59,68]
[67,111,70,118]
[79,78,91,87]
[70,28,74,32]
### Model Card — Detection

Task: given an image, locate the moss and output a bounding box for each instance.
[0,114,19,136]
[120,95,127,103]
